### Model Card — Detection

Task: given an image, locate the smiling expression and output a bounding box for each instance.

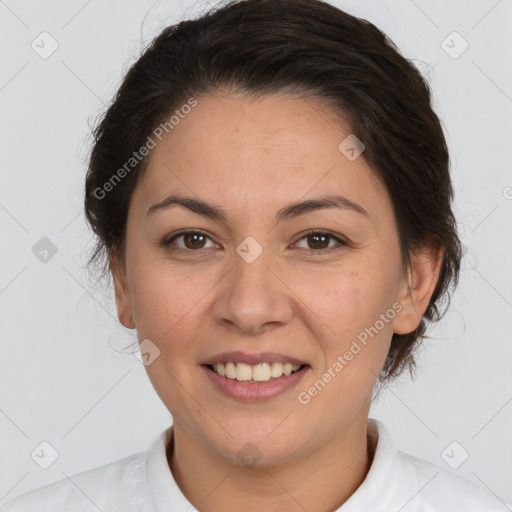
[110,91,430,466]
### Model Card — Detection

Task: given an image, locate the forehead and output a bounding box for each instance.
[132,93,389,222]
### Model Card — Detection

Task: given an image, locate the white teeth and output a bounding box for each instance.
[270,362,283,378]
[236,363,253,381]
[217,362,226,377]
[253,363,271,381]
[225,362,236,379]
[212,362,302,382]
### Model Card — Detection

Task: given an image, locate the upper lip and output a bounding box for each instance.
[202,351,309,367]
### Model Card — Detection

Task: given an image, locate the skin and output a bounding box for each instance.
[110,92,443,512]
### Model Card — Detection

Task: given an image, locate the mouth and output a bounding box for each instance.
[203,362,308,383]
[201,361,310,401]
[200,351,311,400]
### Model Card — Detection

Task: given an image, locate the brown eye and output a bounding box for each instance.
[182,232,207,249]
[306,233,330,249]
[294,231,347,252]
[164,230,216,251]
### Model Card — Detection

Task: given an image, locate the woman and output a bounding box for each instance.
[2,0,508,510]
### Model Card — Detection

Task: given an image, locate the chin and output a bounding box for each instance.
[205,425,304,468]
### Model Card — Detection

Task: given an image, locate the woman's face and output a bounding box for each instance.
[111,93,428,466]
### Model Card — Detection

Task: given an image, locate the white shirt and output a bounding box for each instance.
[1,418,509,511]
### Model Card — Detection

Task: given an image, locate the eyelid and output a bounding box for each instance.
[163,229,219,250]
[292,229,348,252]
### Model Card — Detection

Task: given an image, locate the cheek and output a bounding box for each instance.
[296,267,382,335]
[297,265,395,367]
[129,261,215,346]
[130,267,208,408]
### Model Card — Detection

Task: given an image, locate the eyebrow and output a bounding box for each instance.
[146,194,369,222]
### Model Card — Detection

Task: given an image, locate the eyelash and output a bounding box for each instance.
[161,229,349,255]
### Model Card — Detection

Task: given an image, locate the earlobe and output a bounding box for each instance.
[109,253,136,329]
[392,243,444,335]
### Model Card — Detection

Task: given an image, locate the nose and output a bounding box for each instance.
[212,247,294,335]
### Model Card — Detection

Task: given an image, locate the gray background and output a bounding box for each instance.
[0,0,511,506]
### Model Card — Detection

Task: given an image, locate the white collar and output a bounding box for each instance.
[340,418,406,511]
[145,424,192,511]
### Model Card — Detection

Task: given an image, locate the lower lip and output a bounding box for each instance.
[201,365,310,401]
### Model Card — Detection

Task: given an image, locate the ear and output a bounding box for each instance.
[109,252,136,329]
[393,241,444,335]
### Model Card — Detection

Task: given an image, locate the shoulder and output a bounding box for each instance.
[397,450,510,511]
[364,419,510,512]
[0,451,152,512]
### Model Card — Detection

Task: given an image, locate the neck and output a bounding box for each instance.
[167,418,374,512]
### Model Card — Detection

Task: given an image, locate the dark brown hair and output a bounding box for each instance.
[84,0,462,385]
